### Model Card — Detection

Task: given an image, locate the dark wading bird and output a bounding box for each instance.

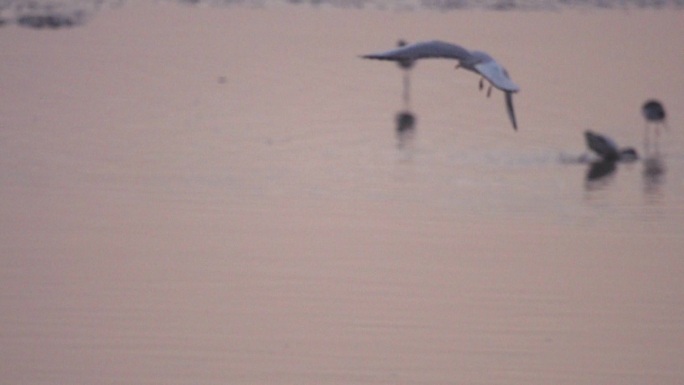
[642,99,667,130]
[585,130,638,162]
[640,100,667,186]
[642,99,667,149]
[362,40,520,130]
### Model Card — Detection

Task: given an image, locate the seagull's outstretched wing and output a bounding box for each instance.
[363,40,521,131]
[474,60,519,93]
[362,40,472,62]
[475,59,519,130]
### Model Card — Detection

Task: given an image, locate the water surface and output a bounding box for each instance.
[1,3,684,385]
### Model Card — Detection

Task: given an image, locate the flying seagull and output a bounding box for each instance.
[362,40,520,130]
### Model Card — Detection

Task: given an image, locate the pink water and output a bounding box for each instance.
[1,4,684,384]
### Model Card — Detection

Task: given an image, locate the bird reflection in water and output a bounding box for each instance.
[586,159,617,183]
[642,134,666,197]
[396,110,416,132]
[395,110,416,149]
[643,155,665,196]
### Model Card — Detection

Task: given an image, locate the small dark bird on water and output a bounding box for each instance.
[585,130,638,162]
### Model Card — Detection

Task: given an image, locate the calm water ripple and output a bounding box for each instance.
[2,3,684,385]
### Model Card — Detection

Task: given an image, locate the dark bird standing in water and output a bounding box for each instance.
[642,99,667,150]
[642,99,666,128]
[585,130,638,162]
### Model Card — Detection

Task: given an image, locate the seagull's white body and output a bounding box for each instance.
[362,40,520,130]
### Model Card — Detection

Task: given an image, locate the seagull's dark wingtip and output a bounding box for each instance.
[505,91,518,131]
[361,54,385,60]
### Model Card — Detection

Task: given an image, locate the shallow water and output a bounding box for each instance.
[1,3,684,385]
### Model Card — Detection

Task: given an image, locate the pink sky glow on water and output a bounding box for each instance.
[1,3,684,384]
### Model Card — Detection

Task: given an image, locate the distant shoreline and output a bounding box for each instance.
[2,0,682,29]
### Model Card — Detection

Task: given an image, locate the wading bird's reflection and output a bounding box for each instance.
[642,140,666,199]
[395,110,416,149]
[586,159,617,183]
[396,110,416,133]
[643,155,665,196]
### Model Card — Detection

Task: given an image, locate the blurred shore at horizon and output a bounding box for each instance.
[2,0,684,30]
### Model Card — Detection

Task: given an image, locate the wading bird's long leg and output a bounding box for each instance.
[402,71,411,109]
